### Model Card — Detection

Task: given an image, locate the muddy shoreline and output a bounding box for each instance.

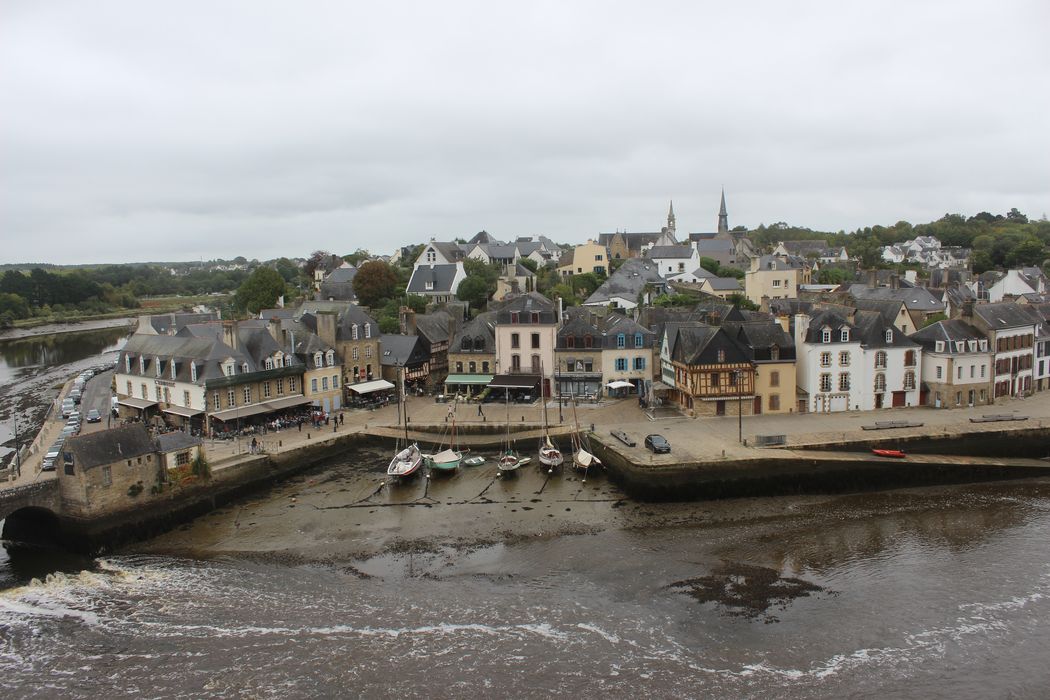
[0,317,135,342]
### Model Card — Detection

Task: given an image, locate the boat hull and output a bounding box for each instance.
[388,444,423,477]
[539,448,564,467]
[872,449,906,459]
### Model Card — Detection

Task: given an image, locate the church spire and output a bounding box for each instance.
[667,200,676,235]
[717,188,729,234]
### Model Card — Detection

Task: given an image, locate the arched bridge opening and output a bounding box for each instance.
[2,505,62,547]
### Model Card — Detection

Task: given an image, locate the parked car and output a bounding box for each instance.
[61,401,76,418]
[644,434,671,454]
[68,411,81,424]
[42,446,62,471]
[86,409,102,423]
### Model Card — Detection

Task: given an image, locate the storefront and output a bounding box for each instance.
[443,374,494,398]
[488,373,542,402]
[554,372,602,401]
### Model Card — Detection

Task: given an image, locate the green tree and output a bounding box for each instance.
[547,283,578,306]
[818,267,850,285]
[342,249,371,267]
[1006,238,1045,267]
[699,257,720,275]
[518,258,539,274]
[352,261,399,308]
[456,276,492,309]
[234,267,286,314]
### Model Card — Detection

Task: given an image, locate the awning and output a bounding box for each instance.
[118,397,157,410]
[349,379,395,395]
[650,381,672,392]
[488,374,541,389]
[606,380,634,389]
[162,405,203,418]
[209,403,273,422]
[444,374,494,385]
[263,394,313,411]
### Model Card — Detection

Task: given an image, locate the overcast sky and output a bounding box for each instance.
[2,1,1048,265]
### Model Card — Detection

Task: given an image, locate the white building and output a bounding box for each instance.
[911,319,994,408]
[794,310,863,413]
[968,302,1039,399]
[647,245,700,278]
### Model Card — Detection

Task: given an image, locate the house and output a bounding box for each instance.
[495,263,536,301]
[987,268,1048,303]
[965,302,1040,399]
[316,264,358,302]
[723,320,796,414]
[467,243,520,266]
[696,276,743,300]
[664,324,755,418]
[694,238,738,268]
[583,257,668,310]
[136,312,220,336]
[851,310,922,410]
[446,312,496,397]
[59,424,205,519]
[415,240,467,268]
[406,262,467,304]
[846,282,945,334]
[597,202,678,260]
[793,309,864,413]
[772,240,830,259]
[379,334,431,389]
[910,319,993,408]
[647,245,700,278]
[493,292,559,398]
[300,305,381,392]
[601,313,656,396]
[402,308,456,388]
[557,240,610,277]
[554,307,604,400]
[744,255,809,305]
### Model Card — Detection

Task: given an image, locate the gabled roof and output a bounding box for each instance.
[753,254,806,271]
[426,241,466,262]
[379,334,428,366]
[778,240,831,256]
[848,284,944,312]
[469,231,500,245]
[852,310,919,348]
[324,265,357,284]
[803,309,856,344]
[910,319,987,352]
[65,424,155,471]
[407,264,460,294]
[647,245,694,259]
[670,326,749,365]
[705,277,742,291]
[971,302,1041,329]
[147,312,219,335]
[494,292,557,323]
[451,312,496,352]
[414,311,452,345]
[585,258,666,305]
[155,431,203,453]
[852,298,905,327]
[695,238,735,253]
[723,320,796,361]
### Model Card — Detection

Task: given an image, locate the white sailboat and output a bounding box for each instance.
[569,386,601,482]
[425,401,463,473]
[387,365,422,478]
[498,388,528,476]
[537,363,563,473]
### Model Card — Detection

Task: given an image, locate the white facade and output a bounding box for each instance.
[987,269,1043,303]
[794,315,863,413]
[858,337,922,410]
[650,248,700,277]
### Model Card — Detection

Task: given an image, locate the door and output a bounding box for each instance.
[753,396,762,415]
[323,398,331,413]
[892,391,905,407]
[875,393,883,409]
[716,400,726,416]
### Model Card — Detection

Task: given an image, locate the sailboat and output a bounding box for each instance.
[387,365,422,478]
[569,386,601,482]
[498,388,527,476]
[425,401,463,473]
[537,363,563,473]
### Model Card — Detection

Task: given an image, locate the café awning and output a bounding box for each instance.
[209,403,272,422]
[349,379,396,395]
[444,374,494,385]
[488,374,541,389]
[605,380,634,389]
[118,397,157,410]
[263,395,313,411]
[162,405,203,418]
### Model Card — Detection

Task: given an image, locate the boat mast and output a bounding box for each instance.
[401,364,409,445]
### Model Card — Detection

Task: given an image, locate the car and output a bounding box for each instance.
[61,403,76,418]
[60,425,78,439]
[86,409,102,423]
[68,411,81,423]
[42,447,61,471]
[644,434,671,454]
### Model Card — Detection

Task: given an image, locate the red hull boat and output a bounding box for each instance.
[872,448,906,459]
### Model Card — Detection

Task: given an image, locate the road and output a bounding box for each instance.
[78,369,114,434]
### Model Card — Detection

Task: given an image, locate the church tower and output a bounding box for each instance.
[667,200,676,236]
[717,189,729,234]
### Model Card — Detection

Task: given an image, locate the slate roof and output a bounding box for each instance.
[121,333,246,384]
[148,312,219,335]
[584,258,666,305]
[706,277,742,291]
[910,319,987,352]
[852,298,905,328]
[847,284,944,312]
[602,313,655,349]
[695,239,735,253]
[65,424,156,471]
[803,310,856,344]
[414,311,452,345]
[971,302,1041,329]
[427,241,466,263]
[778,240,829,256]
[478,244,518,260]
[852,310,919,348]
[670,326,749,365]
[597,231,665,251]
[407,264,460,294]
[379,334,429,367]
[469,231,500,245]
[298,304,379,343]
[155,431,203,453]
[753,254,806,271]
[494,291,557,323]
[723,320,796,361]
[451,312,496,353]
[647,245,695,259]
[318,265,358,302]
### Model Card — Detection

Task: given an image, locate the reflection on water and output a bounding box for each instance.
[0,326,129,382]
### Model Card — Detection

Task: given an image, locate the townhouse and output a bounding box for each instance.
[965,302,1039,399]
[910,319,993,408]
[493,292,559,398]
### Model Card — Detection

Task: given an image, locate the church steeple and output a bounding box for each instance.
[667,200,676,235]
[717,188,729,234]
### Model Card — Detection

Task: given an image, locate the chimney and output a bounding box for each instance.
[400,306,417,336]
[890,274,900,290]
[962,300,975,319]
[760,295,770,313]
[316,311,337,348]
[868,269,877,288]
[222,320,238,350]
[750,256,760,272]
[267,317,281,344]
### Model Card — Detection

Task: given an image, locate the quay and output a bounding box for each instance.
[5,376,1050,551]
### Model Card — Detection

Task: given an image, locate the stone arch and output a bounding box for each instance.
[2,506,62,546]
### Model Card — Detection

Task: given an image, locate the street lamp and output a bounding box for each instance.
[733,369,743,443]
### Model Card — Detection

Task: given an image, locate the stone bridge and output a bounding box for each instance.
[0,480,61,542]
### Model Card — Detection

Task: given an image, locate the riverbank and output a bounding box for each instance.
[0,316,135,342]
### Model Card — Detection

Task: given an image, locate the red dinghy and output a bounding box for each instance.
[872,448,906,459]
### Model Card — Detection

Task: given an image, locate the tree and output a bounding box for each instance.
[727,293,759,311]
[1007,207,1029,224]
[234,267,286,314]
[342,249,371,267]
[547,283,577,306]
[456,276,492,309]
[304,250,335,279]
[1006,238,1044,267]
[818,267,850,285]
[699,257,720,275]
[518,258,539,274]
[352,261,399,308]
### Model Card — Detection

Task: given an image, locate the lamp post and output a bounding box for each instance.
[733,369,743,443]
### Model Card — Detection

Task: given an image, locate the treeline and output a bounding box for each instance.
[750,208,1050,272]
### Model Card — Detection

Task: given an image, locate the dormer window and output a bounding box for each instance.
[531,312,540,323]
[968,340,977,352]
[840,329,849,342]
[265,358,274,370]
[821,329,831,343]
[511,312,520,324]
[935,341,945,352]
[617,334,626,349]
[885,330,893,343]
[717,349,726,362]
[352,324,359,340]
[584,335,593,348]
[314,352,323,368]
[979,339,988,351]
[425,281,434,291]
[462,337,473,351]
[125,356,132,373]
[955,341,965,353]
[224,362,234,377]
[171,360,178,380]
[770,345,780,361]
[190,362,197,383]
[155,357,162,377]
[634,333,644,348]
[365,324,371,338]
[326,350,335,366]
[242,362,249,374]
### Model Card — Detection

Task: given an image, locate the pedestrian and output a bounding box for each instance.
[251,437,258,454]
[477,403,483,416]
[298,420,302,432]
[339,413,344,426]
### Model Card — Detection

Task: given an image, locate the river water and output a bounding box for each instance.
[3,333,1050,698]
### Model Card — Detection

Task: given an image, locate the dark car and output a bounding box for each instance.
[644,434,671,454]
[86,409,102,423]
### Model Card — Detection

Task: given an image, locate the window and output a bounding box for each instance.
[352,324,359,340]
[512,354,521,371]
[265,358,274,370]
[276,378,284,394]
[224,363,233,377]
[980,364,986,378]
[904,371,916,390]
[263,382,272,398]
[956,391,962,406]
[365,324,371,339]
[243,387,251,404]
[511,312,520,324]
[875,351,887,369]
[820,374,832,392]
[531,312,540,323]
[227,389,235,408]
[970,365,975,378]
[531,333,540,349]
[468,361,476,373]
[155,358,162,378]
[326,351,335,366]
[634,357,646,370]
[456,361,463,373]
[125,356,132,373]
[314,352,323,368]
[352,347,359,361]
[482,361,490,373]
[141,384,148,399]
[770,371,780,387]
[565,335,575,349]
[190,362,197,382]
[126,380,132,396]
[821,329,831,343]
[885,329,893,342]
[322,377,329,391]
[139,356,146,374]
[365,347,373,359]
[531,355,540,372]
[242,363,249,373]
[333,374,339,388]
[839,352,851,367]
[289,377,298,392]
[711,372,720,387]
[773,279,781,288]
[820,352,832,367]
[770,345,780,361]
[511,333,520,349]
[769,394,780,411]
[311,378,318,392]
[935,341,945,352]
[838,373,850,391]
[424,281,434,291]
[936,366,943,379]
[183,390,191,406]
[155,386,162,402]
[584,335,593,348]
[957,365,962,380]
[213,392,220,410]
[102,465,112,487]
[176,451,190,466]
[840,329,849,342]
[904,350,915,367]
[635,333,644,348]
[717,349,726,362]
[617,334,626,349]
[616,358,627,371]
[171,361,178,380]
